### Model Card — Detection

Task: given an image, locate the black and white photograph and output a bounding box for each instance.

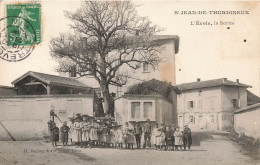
[0,1,259,165]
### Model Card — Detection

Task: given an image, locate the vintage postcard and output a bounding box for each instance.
[0,1,259,165]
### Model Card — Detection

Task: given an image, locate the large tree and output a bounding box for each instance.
[50,1,164,117]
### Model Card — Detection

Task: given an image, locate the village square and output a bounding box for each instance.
[0,1,260,165]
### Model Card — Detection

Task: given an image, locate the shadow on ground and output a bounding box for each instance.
[191,132,214,146]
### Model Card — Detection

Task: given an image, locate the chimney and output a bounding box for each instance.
[197,78,201,82]
[222,78,227,83]
[236,79,239,84]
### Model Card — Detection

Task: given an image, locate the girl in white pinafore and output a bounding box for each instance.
[151,123,159,149]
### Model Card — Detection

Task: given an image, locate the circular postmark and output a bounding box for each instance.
[0,16,36,62]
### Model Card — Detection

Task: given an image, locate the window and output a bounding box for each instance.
[143,102,153,118]
[189,116,194,123]
[187,101,194,109]
[58,110,67,117]
[232,99,238,108]
[131,102,140,119]
[143,62,149,72]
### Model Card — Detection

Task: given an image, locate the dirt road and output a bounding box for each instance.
[0,132,259,165]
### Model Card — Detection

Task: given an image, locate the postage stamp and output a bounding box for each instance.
[6,3,41,46]
[0,17,35,62]
[0,3,41,62]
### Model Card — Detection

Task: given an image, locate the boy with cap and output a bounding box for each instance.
[51,122,59,147]
[60,121,70,147]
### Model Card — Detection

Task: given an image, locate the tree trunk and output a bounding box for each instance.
[100,81,112,117]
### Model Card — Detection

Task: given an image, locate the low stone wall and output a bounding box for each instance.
[234,103,260,140]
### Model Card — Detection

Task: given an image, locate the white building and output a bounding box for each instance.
[59,35,180,97]
[176,78,251,131]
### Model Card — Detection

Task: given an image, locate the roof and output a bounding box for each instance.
[129,35,179,54]
[0,85,16,89]
[12,71,90,88]
[247,90,260,106]
[234,102,260,114]
[86,35,180,54]
[176,78,251,91]
[145,35,179,54]
[125,79,180,101]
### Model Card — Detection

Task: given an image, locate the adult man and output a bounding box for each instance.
[143,119,152,149]
[60,121,70,147]
[133,122,142,149]
[183,125,192,151]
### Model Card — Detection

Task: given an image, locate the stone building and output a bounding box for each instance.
[176,78,251,131]
[59,35,180,97]
[115,79,180,125]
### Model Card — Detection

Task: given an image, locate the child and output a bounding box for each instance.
[60,121,70,147]
[174,127,183,151]
[165,126,174,151]
[156,124,166,150]
[151,123,159,150]
[51,123,59,147]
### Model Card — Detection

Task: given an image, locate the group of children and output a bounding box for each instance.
[151,123,192,151]
[49,114,192,151]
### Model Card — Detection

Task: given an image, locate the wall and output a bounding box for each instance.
[59,39,177,98]
[220,86,247,130]
[108,40,176,97]
[234,104,260,139]
[156,98,174,125]
[177,86,249,131]
[123,40,176,87]
[115,95,174,125]
[0,94,93,140]
[0,86,17,96]
[221,86,247,111]
[177,87,222,130]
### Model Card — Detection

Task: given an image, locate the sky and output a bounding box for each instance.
[0,1,259,95]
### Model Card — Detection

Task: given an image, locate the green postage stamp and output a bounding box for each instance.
[6,4,41,46]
